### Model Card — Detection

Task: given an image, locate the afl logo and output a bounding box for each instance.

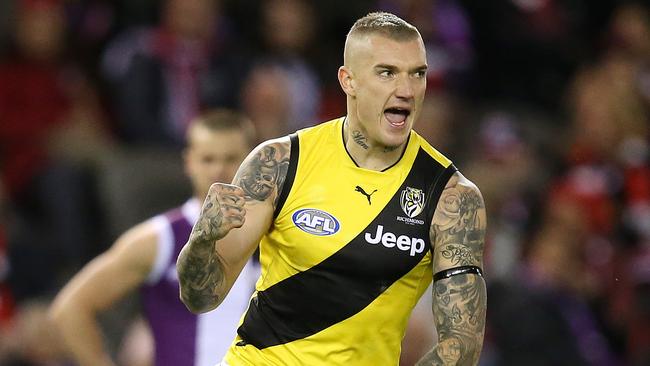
[292,209,340,236]
[400,187,425,218]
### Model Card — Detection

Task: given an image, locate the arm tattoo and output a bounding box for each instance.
[352,130,370,149]
[416,275,487,365]
[417,174,487,365]
[433,178,485,268]
[234,142,290,205]
[179,139,290,312]
[177,192,228,312]
[177,241,226,312]
[441,245,476,266]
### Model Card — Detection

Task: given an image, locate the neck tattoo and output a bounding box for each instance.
[352,130,370,150]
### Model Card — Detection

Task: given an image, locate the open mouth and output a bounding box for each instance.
[384,107,411,127]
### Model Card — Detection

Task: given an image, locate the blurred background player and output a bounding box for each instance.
[49,109,259,366]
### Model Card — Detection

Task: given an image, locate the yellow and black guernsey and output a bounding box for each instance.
[224,117,456,366]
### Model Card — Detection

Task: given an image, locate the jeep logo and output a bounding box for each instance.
[364,225,426,256]
[292,209,340,236]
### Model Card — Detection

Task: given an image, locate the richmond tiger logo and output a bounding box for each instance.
[400,187,425,218]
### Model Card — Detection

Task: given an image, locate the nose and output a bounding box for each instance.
[395,75,414,100]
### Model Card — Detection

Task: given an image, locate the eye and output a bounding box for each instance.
[414,70,427,78]
[378,69,393,78]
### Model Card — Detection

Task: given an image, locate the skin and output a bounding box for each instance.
[416,174,487,366]
[177,138,290,313]
[339,33,428,170]
[341,34,487,364]
[177,31,486,365]
[48,124,250,366]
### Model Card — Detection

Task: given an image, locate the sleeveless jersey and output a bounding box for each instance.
[142,199,260,366]
[224,118,456,366]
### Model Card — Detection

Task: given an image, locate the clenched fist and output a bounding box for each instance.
[193,183,247,244]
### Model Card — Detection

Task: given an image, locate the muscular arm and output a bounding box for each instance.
[416,172,487,366]
[177,138,290,313]
[49,222,159,366]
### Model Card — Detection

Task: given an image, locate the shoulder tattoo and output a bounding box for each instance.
[234,140,291,205]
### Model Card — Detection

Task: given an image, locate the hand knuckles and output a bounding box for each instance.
[210,182,224,191]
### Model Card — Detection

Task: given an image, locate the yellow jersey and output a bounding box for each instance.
[225,117,456,366]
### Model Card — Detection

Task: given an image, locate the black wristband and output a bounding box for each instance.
[433,265,483,282]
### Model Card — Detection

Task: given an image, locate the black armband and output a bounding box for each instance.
[433,265,483,282]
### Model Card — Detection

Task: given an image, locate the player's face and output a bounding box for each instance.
[349,34,427,148]
[185,125,250,199]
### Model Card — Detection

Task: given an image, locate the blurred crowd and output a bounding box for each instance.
[0,0,649,365]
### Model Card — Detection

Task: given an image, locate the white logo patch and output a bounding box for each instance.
[400,187,425,218]
[292,208,340,236]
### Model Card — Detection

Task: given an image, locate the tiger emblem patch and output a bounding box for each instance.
[400,187,425,218]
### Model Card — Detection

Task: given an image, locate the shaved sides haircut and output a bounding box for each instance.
[343,12,421,65]
[346,11,420,42]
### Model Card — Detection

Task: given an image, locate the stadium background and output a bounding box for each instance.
[0,0,649,364]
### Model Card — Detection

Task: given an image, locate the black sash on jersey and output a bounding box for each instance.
[238,149,455,349]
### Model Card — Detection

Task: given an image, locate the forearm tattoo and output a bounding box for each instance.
[416,275,487,365]
[177,241,225,311]
[177,191,229,311]
[417,174,487,365]
[235,142,290,205]
[179,181,251,311]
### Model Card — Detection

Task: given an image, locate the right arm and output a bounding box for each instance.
[48,222,159,366]
[177,137,290,313]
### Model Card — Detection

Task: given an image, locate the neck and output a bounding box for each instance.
[342,116,407,171]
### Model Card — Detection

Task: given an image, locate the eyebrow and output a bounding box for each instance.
[374,64,397,71]
[374,64,428,73]
[413,65,428,72]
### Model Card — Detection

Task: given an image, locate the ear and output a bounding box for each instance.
[338,66,356,97]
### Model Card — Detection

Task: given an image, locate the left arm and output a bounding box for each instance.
[416,172,487,365]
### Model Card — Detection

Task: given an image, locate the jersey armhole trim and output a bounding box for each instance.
[273,133,299,219]
[145,216,174,285]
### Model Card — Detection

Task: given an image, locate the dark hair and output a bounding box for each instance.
[347,11,420,41]
[187,109,256,147]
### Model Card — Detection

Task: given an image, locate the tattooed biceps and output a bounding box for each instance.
[432,173,486,268]
[234,139,291,206]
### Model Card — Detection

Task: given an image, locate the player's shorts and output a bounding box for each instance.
[216,361,230,366]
